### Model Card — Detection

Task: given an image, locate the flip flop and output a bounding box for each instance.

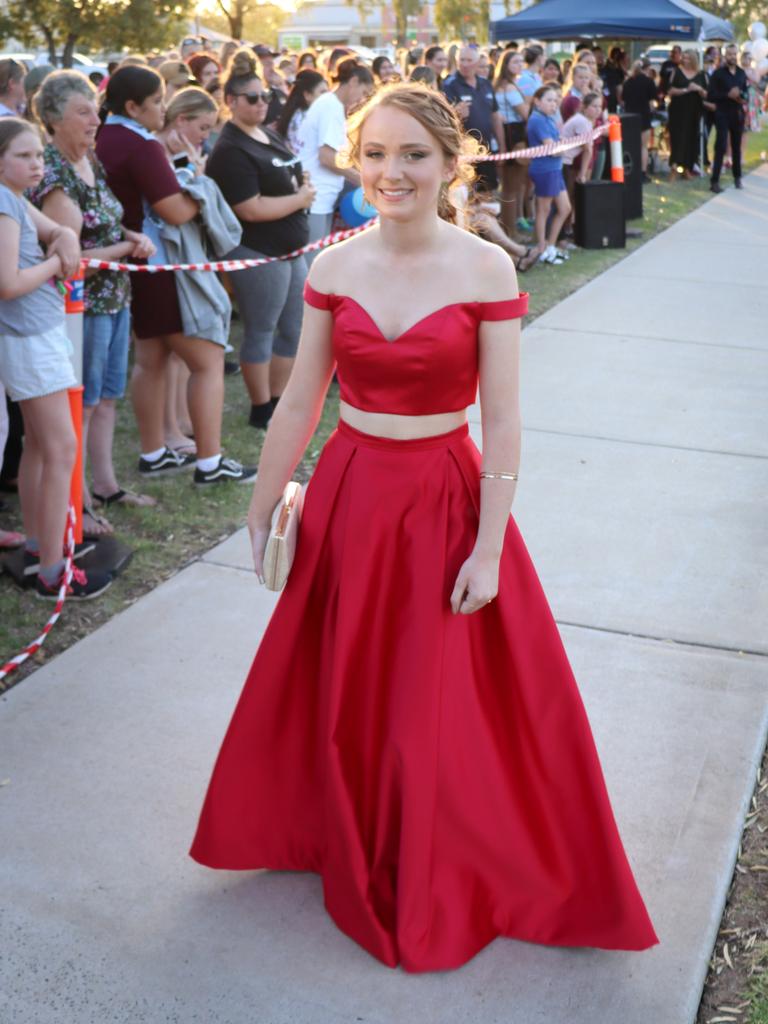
[83,504,114,539]
[0,529,25,550]
[92,488,157,508]
[516,247,539,273]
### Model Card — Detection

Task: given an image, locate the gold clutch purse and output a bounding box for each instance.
[263,481,303,591]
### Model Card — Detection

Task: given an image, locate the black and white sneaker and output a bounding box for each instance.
[138,446,195,478]
[23,540,96,577]
[193,456,257,486]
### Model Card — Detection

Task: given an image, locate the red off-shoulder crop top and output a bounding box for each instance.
[303,280,528,415]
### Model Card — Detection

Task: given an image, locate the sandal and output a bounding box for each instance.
[83,505,114,539]
[515,247,539,273]
[0,529,25,550]
[92,488,157,508]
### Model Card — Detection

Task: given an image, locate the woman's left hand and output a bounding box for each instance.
[126,231,156,260]
[450,553,500,615]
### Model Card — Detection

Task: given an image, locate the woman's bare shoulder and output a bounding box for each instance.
[442,224,520,301]
[307,226,379,295]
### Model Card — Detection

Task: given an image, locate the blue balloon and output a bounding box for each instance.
[339,187,377,227]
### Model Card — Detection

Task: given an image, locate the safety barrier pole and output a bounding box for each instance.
[609,115,625,183]
[64,268,85,545]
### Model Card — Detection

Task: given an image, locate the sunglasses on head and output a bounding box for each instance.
[237,90,273,104]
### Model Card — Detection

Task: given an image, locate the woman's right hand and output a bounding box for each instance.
[297,181,317,209]
[248,520,271,583]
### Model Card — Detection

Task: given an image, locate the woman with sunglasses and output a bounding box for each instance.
[206,50,316,430]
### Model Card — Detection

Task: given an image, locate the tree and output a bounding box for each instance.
[96,0,194,54]
[693,0,768,39]
[435,0,488,41]
[1,0,194,65]
[393,0,425,45]
[201,1,288,45]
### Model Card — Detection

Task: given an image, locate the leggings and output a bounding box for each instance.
[226,246,307,365]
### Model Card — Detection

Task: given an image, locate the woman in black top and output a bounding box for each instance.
[621,60,659,179]
[207,50,316,429]
[667,49,708,178]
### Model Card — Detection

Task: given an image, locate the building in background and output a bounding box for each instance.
[278,1,511,53]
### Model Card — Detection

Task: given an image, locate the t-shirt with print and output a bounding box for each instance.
[526,110,562,172]
[297,90,347,216]
[29,145,130,316]
[206,121,308,258]
[0,183,63,337]
[95,123,180,233]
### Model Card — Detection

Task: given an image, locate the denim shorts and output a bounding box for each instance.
[0,322,76,402]
[83,308,131,407]
[530,168,567,198]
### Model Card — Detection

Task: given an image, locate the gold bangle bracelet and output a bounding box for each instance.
[480,471,519,481]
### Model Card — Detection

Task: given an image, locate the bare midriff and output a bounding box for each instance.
[339,400,468,440]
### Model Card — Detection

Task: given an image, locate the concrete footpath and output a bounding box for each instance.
[2,169,767,1024]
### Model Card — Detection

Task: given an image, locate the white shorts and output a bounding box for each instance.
[0,323,76,402]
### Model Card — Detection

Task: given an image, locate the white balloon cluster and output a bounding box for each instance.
[746,21,768,71]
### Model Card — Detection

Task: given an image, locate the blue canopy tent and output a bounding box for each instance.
[490,0,734,43]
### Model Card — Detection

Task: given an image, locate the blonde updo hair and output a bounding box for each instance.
[340,83,483,224]
[164,85,218,127]
[224,47,260,97]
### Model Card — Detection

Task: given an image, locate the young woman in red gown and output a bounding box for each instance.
[189,83,659,971]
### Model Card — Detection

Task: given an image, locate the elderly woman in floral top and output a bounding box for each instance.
[30,70,156,536]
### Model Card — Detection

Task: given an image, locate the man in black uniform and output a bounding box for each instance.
[708,43,748,193]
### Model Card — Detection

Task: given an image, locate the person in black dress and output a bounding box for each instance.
[667,49,707,178]
[621,59,659,180]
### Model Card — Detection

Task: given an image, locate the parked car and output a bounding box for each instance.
[641,46,674,70]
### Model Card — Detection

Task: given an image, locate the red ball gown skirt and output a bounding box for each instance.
[190,420,659,971]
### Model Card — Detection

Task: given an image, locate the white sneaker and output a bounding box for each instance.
[539,245,564,266]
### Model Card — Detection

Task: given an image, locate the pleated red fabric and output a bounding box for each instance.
[190,419,659,971]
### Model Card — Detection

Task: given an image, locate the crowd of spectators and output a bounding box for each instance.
[0,34,765,596]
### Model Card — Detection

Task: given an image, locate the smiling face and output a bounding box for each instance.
[427,49,448,75]
[0,128,45,193]
[377,59,395,82]
[359,104,454,221]
[54,92,101,152]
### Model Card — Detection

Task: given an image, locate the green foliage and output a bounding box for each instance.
[96,0,194,54]
[393,0,425,44]
[435,0,488,42]
[200,1,287,45]
[1,0,194,64]
[694,0,768,40]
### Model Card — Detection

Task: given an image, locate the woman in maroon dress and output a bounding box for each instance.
[190,83,658,971]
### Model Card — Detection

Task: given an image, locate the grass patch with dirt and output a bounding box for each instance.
[2,126,766,690]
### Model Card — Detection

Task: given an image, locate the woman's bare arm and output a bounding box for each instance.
[0,216,62,300]
[450,246,521,614]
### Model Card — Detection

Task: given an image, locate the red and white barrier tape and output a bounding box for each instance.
[82,220,375,275]
[80,125,609,276]
[467,122,609,164]
[0,505,76,684]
